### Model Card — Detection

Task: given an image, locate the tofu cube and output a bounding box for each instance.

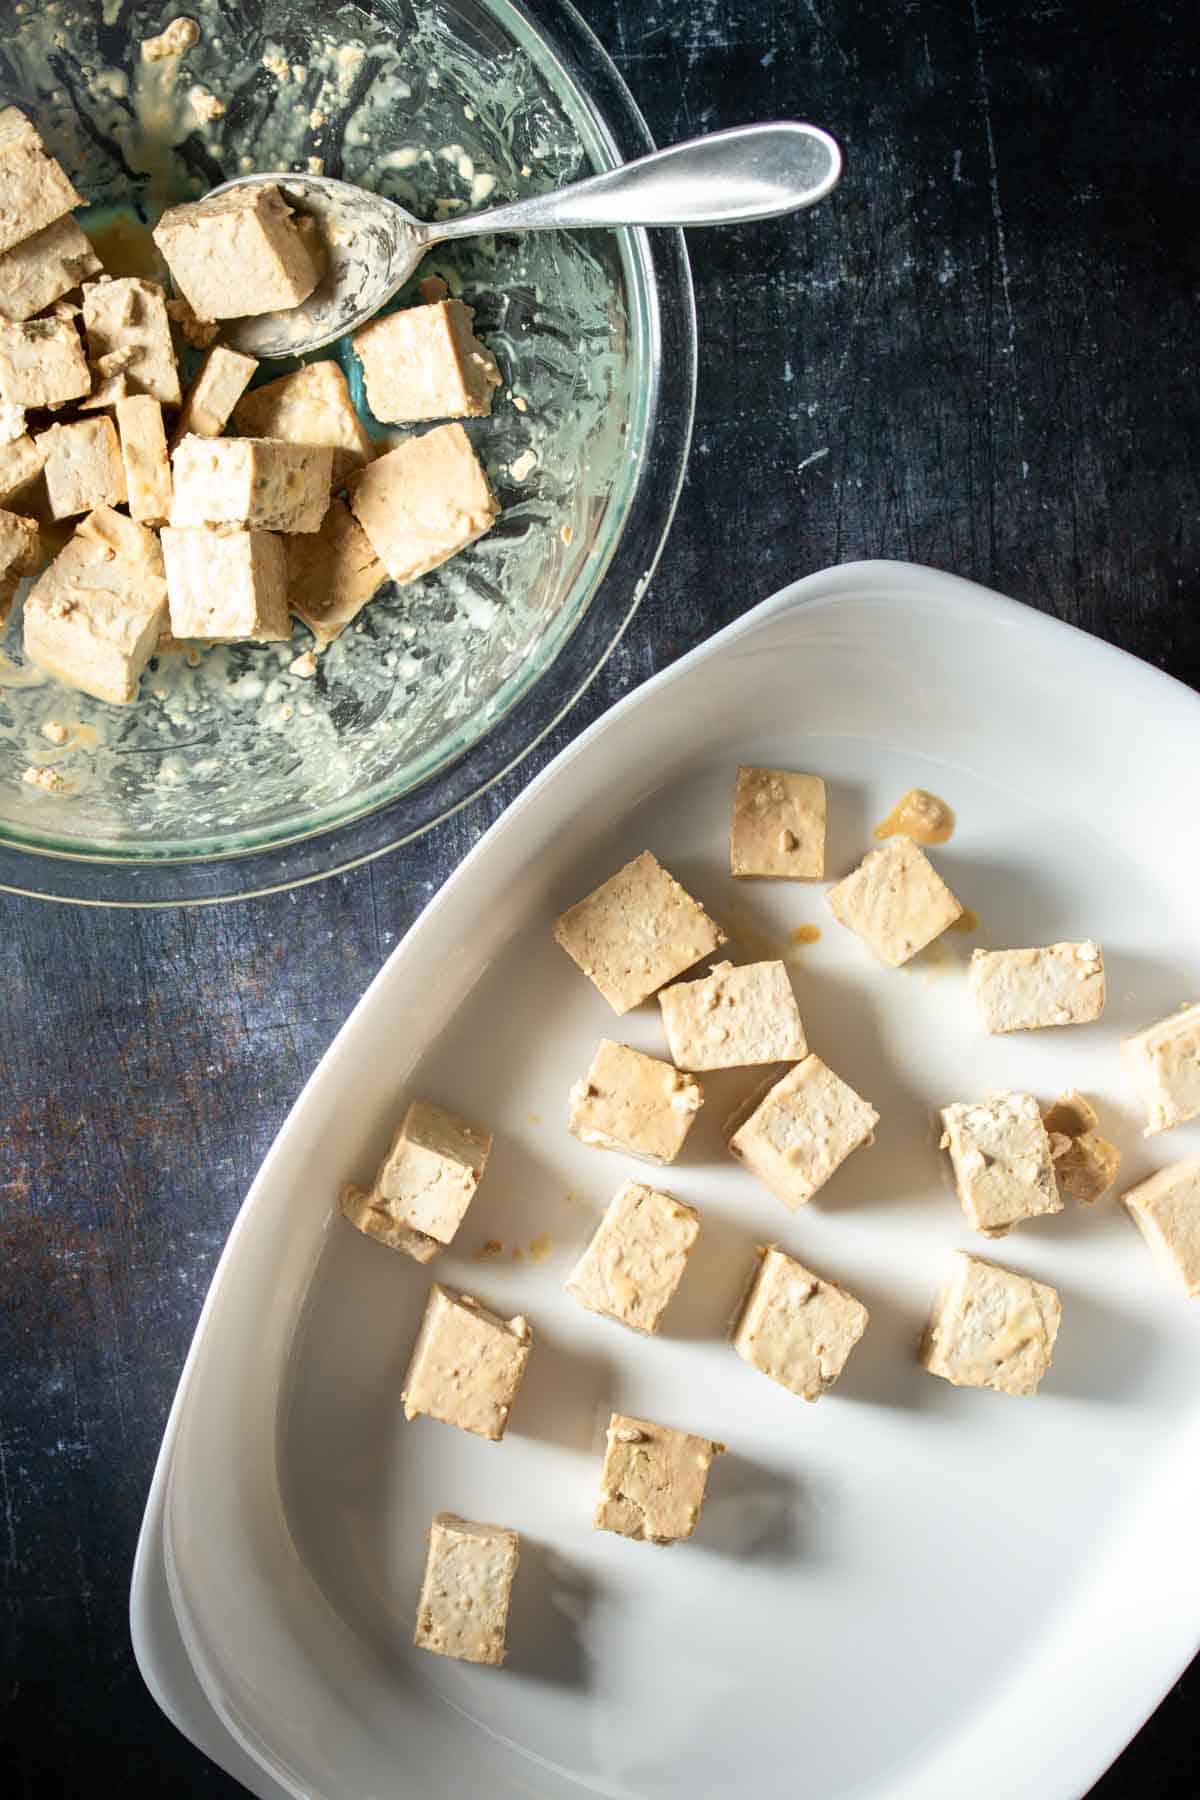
[1043,1091,1121,1206]
[554,849,726,1015]
[1121,1161,1200,1298]
[0,432,46,508]
[414,1513,519,1667]
[0,505,41,623]
[566,1179,699,1334]
[401,1284,531,1440]
[232,359,373,478]
[152,183,322,319]
[0,216,103,322]
[659,959,806,1070]
[371,1098,493,1244]
[115,396,172,525]
[969,941,1106,1032]
[732,1246,869,1400]
[22,506,167,704]
[0,109,82,254]
[39,417,127,519]
[170,435,332,533]
[284,496,386,645]
[160,526,290,642]
[0,315,90,408]
[728,1054,879,1207]
[347,422,497,584]
[919,1251,1062,1395]
[593,1413,724,1545]
[827,836,963,966]
[174,344,258,441]
[940,1092,1062,1235]
[1122,1002,1200,1136]
[337,1183,439,1265]
[352,298,501,424]
[82,277,181,407]
[568,1039,703,1165]
[730,766,827,879]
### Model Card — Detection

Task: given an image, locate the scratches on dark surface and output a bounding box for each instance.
[1,1,1198,1794]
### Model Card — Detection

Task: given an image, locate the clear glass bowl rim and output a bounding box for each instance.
[0,0,697,907]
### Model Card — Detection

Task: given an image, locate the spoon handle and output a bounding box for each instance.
[428,121,842,241]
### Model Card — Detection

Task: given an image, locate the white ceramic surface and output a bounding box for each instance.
[132,561,1200,1800]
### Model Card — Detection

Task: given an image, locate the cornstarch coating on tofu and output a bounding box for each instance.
[39,417,127,519]
[284,497,386,645]
[566,1180,699,1334]
[174,344,258,441]
[919,1252,1061,1395]
[401,1284,531,1440]
[728,1054,879,1207]
[593,1413,724,1544]
[0,315,90,408]
[370,1098,493,1244]
[659,958,806,1070]
[0,432,46,508]
[1043,1090,1121,1205]
[82,276,181,407]
[1122,1002,1200,1136]
[22,506,167,705]
[352,297,502,424]
[0,108,82,255]
[554,849,726,1014]
[0,216,102,323]
[733,1246,869,1400]
[0,505,40,624]
[337,1183,439,1264]
[414,1514,519,1666]
[940,1092,1062,1235]
[730,766,827,879]
[1120,1161,1200,1298]
[153,182,322,319]
[170,435,333,533]
[231,359,373,479]
[160,526,290,642]
[827,835,963,966]
[568,1038,703,1165]
[968,941,1106,1032]
[347,421,498,583]
[115,396,172,525]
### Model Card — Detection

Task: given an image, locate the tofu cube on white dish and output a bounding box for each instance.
[940,1092,1062,1236]
[919,1251,1062,1396]
[566,1180,699,1335]
[1120,1162,1200,1298]
[729,765,826,879]
[968,941,1105,1032]
[401,1284,531,1441]
[728,1054,878,1207]
[826,835,963,966]
[593,1413,724,1544]
[369,1098,493,1244]
[1122,1002,1200,1136]
[732,1246,868,1400]
[413,1513,519,1667]
[568,1039,703,1165]
[659,959,807,1071]
[554,848,725,1015]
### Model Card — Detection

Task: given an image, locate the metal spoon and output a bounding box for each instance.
[211,121,842,360]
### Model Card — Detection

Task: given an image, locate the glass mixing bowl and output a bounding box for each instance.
[0,0,695,902]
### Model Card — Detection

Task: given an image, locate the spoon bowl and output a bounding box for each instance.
[214,120,843,359]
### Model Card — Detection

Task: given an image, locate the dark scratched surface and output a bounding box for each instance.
[2,0,1197,1793]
